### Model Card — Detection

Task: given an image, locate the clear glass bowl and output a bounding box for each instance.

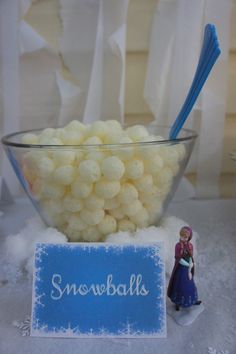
[1,124,197,242]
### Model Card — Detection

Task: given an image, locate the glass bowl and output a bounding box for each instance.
[1,123,197,242]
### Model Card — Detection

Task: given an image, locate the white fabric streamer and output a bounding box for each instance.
[0,0,21,197]
[144,0,231,197]
[196,0,231,197]
[60,0,129,123]
[56,72,82,126]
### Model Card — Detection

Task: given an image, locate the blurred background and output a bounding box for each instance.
[0,0,235,199]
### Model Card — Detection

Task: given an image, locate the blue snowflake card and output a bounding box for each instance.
[31,243,166,338]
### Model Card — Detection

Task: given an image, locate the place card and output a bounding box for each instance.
[31,242,166,338]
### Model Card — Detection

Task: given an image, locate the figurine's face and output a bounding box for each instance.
[180,230,190,242]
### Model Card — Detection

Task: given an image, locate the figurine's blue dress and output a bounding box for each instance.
[167,242,198,308]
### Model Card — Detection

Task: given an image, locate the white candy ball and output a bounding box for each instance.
[66,120,86,132]
[160,182,172,197]
[169,162,180,176]
[95,179,120,199]
[89,121,109,139]
[39,136,62,145]
[53,165,76,185]
[68,214,87,231]
[82,226,102,242]
[145,199,163,215]
[104,197,120,210]
[80,209,104,226]
[106,120,122,131]
[125,159,144,179]
[83,136,103,145]
[85,151,108,162]
[155,167,173,185]
[42,182,66,199]
[52,150,76,166]
[137,136,164,159]
[66,229,82,242]
[145,154,164,175]
[101,156,125,180]
[145,200,163,225]
[103,122,124,143]
[21,133,39,144]
[109,207,125,220]
[118,219,136,233]
[63,195,84,212]
[54,128,66,140]
[98,215,117,235]
[104,131,124,144]
[84,194,105,210]
[122,199,142,217]
[71,177,92,199]
[126,125,149,142]
[37,157,54,178]
[134,174,153,192]
[24,151,46,169]
[41,128,55,137]
[160,146,179,166]
[49,213,66,227]
[130,207,149,228]
[43,199,63,215]
[176,143,186,161]
[75,151,84,162]
[78,159,101,183]
[114,137,134,161]
[139,185,162,203]
[61,130,84,145]
[117,183,138,204]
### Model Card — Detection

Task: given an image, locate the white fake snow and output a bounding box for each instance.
[4,217,67,276]
[4,215,196,277]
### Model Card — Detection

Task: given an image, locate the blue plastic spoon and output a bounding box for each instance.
[169,24,221,140]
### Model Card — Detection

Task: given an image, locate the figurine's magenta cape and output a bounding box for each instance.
[167,241,194,298]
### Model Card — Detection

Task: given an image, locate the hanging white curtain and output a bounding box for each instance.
[144,0,231,198]
[0,0,232,199]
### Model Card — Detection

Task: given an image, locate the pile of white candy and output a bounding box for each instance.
[21,120,186,242]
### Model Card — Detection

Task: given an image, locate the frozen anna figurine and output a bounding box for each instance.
[167,226,202,311]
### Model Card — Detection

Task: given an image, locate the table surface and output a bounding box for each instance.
[0,197,236,354]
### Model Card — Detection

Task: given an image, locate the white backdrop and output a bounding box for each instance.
[0,0,232,199]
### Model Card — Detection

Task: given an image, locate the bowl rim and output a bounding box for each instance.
[1,124,198,149]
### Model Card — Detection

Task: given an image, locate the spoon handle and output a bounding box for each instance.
[169,24,221,140]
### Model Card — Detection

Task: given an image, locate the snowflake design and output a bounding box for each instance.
[104,244,111,253]
[35,243,48,263]
[34,266,42,283]
[144,244,165,269]
[158,315,167,337]
[59,323,81,336]
[32,320,82,337]
[13,316,31,336]
[35,292,46,307]
[118,319,138,336]
[207,349,229,354]
[98,326,110,335]
[32,318,41,332]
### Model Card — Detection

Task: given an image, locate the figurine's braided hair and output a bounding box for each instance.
[179,226,193,257]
